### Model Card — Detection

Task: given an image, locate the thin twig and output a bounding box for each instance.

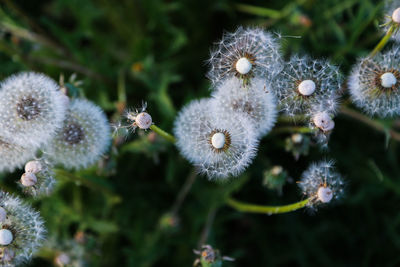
[170,170,197,215]
[197,206,218,249]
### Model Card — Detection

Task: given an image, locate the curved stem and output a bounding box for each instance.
[150,124,176,143]
[370,24,396,58]
[226,197,310,215]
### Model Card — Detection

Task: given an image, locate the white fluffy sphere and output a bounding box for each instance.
[298,80,316,96]
[317,186,333,203]
[235,57,252,75]
[381,72,397,88]
[136,112,152,129]
[0,229,13,245]
[211,132,226,149]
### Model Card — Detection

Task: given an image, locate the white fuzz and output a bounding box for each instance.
[348,45,400,117]
[135,112,152,129]
[45,99,110,169]
[235,57,252,74]
[1,248,15,262]
[381,72,397,88]
[0,230,13,245]
[20,158,57,198]
[20,173,37,187]
[0,208,6,223]
[298,80,316,96]
[313,112,335,132]
[211,132,225,149]
[0,137,36,173]
[317,186,333,203]
[0,191,46,266]
[211,77,277,138]
[392,7,400,23]
[25,160,43,174]
[174,99,259,179]
[0,72,67,149]
[273,55,341,118]
[207,26,282,86]
[298,160,345,209]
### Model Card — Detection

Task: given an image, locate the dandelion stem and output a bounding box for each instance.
[370,24,396,58]
[226,197,310,215]
[150,124,176,143]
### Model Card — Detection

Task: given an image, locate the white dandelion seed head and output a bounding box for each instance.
[348,45,400,117]
[207,26,283,86]
[298,160,345,209]
[0,72,67,149]
[385,1,400,40]
[273,55,341,118]
[20,158,57,198]
[211,77,277,138]
[174,98,259,180]
[0,191,46,266]
[0,137,36,174]
[135,112,152,129]
[45,99,111,170]
[312,112,335,132]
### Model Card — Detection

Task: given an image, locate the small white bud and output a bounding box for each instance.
[0,229,13,245]
[135,112,152,129]
[380,72,397,88]
[313,112,335,132]
[211,132,226,149]
[317,186,333,203]
[392,7,400,23]
[55,253,71,267]
[271,166,283,176]
[298,80,316,96]
[0,207,6,223]
[24,160,43,174]
[291,133,303,143]
[21,173,38,187]
[235,57,252,75]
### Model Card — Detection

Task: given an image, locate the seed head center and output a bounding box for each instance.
[235,57,252,75]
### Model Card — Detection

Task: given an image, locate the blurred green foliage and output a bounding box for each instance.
[1,0,400,266]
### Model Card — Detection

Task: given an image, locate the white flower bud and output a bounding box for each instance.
[381,72,397,88]
[291,133,303,143]
[313,112,335,132]
[0,207,6,223]
[317,186,333,203]
[21,173,37,187]
[55,253,71,267]
[298,80,316,96]
[211,132,226,149]
[135,112,152,129]
[392,7,400,23]
[24,160,43,174]
[271,166,283,176]
[0,229,13,245]
[235,57,252,75]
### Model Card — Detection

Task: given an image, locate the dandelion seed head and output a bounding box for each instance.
[174,98,258,179]
[0,138,36,173]
[348,45,400,117]
[312,112,335,132]
[393,7,400,23]
[0,72,67,149]
[20,159,56,198]
[20,173,37,187]
[45,99,111,170]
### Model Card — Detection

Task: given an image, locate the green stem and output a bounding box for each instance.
[150,124,176,143]
[370,24,396,58]
[226,197,310,215]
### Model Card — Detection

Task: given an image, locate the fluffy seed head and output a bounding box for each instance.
[45,99,110,170]
[20,173,37,187]
[0,208,6,223]
[211,77,277,138]
[0,191,46,266]
[174,99,259,179]
[312,112,335,132]
[392,7,400,23]
[135,112,152,129]
[298,80,316,96]
[273,55,341,118]
[298,160,345,209]
[24,160,43,174]
[207,27,282,86]
[0,137,36,173]
[0,72,67,148]
[348,45,400,117]
[0,230,13,246]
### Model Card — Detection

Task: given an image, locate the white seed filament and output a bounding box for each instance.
[211,132,226,149]
[381,72,397,88]
[317,186,333,203]
[298,80,316,96]
[235,57,252,75]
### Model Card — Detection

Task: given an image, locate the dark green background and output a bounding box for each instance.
[0,0,399,266]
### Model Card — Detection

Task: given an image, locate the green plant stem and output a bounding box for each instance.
[370,24,396,58]
[226,197,310,215]
[150,124,176,143]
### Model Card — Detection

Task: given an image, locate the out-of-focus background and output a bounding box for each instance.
[0,0,399,266]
